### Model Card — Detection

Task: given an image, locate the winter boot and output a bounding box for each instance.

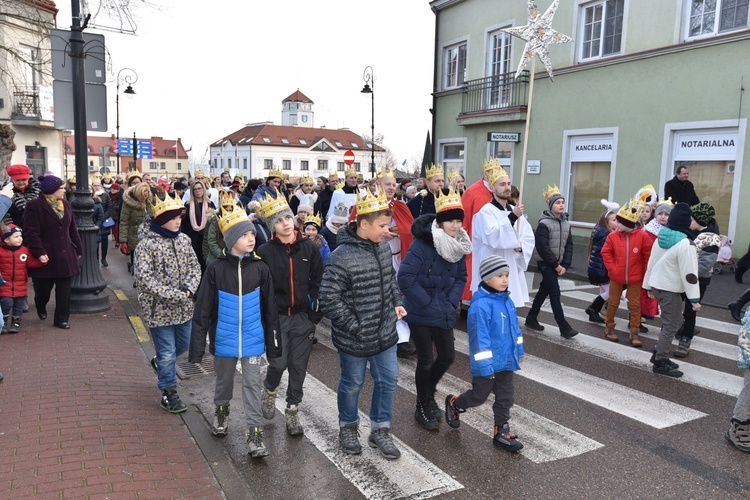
[212,404,229,437]
[1,315,8,334]
[725,418,750,453]
[368,428,401,460]
[160,388,187,413]
[445,395,465,429]
[673,336,691,358]
[428,390,442,422]
[728,289,750,322]
[261,387,277,420]
[493,423,523,452]
[339,423,362,455]
[558,320,578,339]
[604,326,619,342]
[8,316,21,334]
[628,329,643,348]
[585,296,606,323]
[246,427,268,458]
[415,399,439,430]
[285,405,304,436]
[652,358,683,378]
[524,314,544,331]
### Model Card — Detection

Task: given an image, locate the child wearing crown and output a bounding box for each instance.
[203,191,236,267]
[303,212,331,264]
[189,202,281,458]
[134,193,201,414]
[601,199,654,347]
[525,186,578,338]
[256,190,323,437]
[320,186,407,459]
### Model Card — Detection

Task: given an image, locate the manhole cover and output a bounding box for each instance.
[177,354,215,379]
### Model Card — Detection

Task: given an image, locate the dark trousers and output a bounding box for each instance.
[411,324,455,399]
[265,313,314,407]
[1,296,27,317]
[529,263,565,324]
[98,233,109,262]
[455,371,515,426]
[681,277,710,339]
[33,277,71,325]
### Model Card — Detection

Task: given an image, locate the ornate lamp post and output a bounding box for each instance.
[360,66,375,178]
[115,68,137,175]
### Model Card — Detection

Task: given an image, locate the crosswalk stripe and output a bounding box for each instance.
[450,332,707,428]
[314,331,604,464]
[272,372,464,499]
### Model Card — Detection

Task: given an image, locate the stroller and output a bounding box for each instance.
[714,235,735,275]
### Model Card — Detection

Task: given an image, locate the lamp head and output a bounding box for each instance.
[361,83,372,94]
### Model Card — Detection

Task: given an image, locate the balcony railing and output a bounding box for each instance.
[460,70,529,115]
[13,86,40,118]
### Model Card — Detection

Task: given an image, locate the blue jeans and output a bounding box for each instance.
[150,320,191,390]
[338,344,398,430]
[1,297,27,317]
[529,263,565,325]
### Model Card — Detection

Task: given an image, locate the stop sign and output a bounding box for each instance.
[343,150,355,166]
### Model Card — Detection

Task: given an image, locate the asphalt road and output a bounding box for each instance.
[103,247,750,499]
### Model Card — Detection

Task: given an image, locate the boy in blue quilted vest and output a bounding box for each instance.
[189,206,281,459]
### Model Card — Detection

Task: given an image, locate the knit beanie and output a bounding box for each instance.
[436,208,464,224]
[154,208,184,226]
[2,224,22,241]
[298,194,314,214]
[667,202,693,231]
[480,255,510,282]
[266,207,294,233]
[38,175,64,195]
[547,193,564,211]
[690,202,715,227]
[654,201,673,216]
[222,219,255,251]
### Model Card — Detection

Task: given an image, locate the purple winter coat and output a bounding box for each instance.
[23,197,82,279]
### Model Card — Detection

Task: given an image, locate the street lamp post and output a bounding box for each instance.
[116,68,137,175]
[361,66,375,178]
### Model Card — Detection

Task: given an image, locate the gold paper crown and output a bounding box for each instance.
[656,197,675,210]
[194,169,205,178]
[377,166,396,179]
[447,169,461,182]
[488,166,510,186]
[635,184,658,204]
[425,163,444,179]
[344,165,357,177]
[328,171,339,179]
[435,187,463,213]
[151,192,185,219]
[258,189,291,220]
[484,158,501,172]
[219,190,236,207]
[543,184,561,202]
[267,167,282,179]
[216,201,248,234]
[223,167,230,173]
[299,176,314,185]
[304,212,322,227]
[356,186,390,216]
[617,198,646,224]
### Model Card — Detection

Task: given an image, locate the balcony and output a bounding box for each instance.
[458,71,529,124]
[11,86,54,128]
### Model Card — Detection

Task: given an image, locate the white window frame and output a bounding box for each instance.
[442,37,469,90]
[684,0,750,40]
[578,0,626,62]
[437,137,467,179]
[485,25,513,108]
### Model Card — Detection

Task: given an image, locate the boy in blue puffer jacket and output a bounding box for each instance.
[445,255,524,452]
[189,206,281,459]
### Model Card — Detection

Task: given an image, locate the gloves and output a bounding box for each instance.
[120,243,129,255]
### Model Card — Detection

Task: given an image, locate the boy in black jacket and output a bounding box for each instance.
[256,191,323,436]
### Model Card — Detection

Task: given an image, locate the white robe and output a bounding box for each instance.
[326,187,361,220]
[471,202,535,308]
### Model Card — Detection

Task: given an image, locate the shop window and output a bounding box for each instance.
[569,161,612,223]
[674,160,733,234]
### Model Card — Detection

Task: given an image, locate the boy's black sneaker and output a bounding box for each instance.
[415,399,439,430]
[212,404,229,436]
[445,395,463,429]
[649,350,679,369]
[339,423,362,455]
[558,321,578,339]
[368,428,401,460]
[160,388,187,413]
[150,356,159,375]
[493,424,523,452]
[524,315,544,331]
[652,359,683,378]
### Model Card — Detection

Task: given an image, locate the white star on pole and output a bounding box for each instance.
[502,0,572,80]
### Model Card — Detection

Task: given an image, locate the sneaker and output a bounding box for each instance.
[559,321,578,339]
[160,388,187,413]
[246,427,268,458]
[212,404,230,437]
[368,428,401,460]
[261,387,277,420]
[649,350,679,369]
[339,423,362,455]
[428,394,442,422]
[415,399,439,431]
[445,395,463,429]
[725,418,750,453]
[8,317,20,334]
[101,258,109,267]
[585,307,605,323]
[493,423,523,452]
[652,359,683,378]
[524,315,544,331]
[285,405,304,436]
[673,336,691,358]
[150,356,159,375]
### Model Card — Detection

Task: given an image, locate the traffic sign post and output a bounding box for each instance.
[344,150,355,166]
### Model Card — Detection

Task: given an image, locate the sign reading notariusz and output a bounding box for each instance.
[488,132,521,142]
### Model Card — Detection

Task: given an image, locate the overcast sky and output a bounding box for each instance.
[56,0,435,166]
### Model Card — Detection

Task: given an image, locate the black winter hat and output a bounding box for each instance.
[667,202,693,231]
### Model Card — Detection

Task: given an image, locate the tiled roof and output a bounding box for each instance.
[212,124,383,152]
[24,0,58,15]
[64,134,188,158]
[282,90,314,104]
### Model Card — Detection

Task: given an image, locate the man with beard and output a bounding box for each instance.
[407,164,444,218]
[471,167,534,309]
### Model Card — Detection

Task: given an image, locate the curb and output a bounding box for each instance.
[111,287,151,343]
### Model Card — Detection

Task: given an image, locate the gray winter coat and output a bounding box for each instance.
[319,222,402,357]
[532,210,573,267]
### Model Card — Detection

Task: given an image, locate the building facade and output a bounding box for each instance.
[209,90,383,181]
[430,0,749,254]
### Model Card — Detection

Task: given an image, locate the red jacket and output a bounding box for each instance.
[601,228,653,284]
[0,244,45,298]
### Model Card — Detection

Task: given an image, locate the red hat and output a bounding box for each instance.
[6,164,31,181]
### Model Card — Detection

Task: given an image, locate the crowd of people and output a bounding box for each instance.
[1,160,748,458]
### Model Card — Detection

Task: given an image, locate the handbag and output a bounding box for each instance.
[102,217,115,228]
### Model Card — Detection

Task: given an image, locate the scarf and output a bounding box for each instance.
[45,195,64,219]
[644,219,664,238]
[150,219,180,239]
[188,198,208,232]
[431,220,472,263]
[325,217,342,235]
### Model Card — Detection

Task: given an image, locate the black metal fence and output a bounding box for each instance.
[13,86,40,118]
[461,70,529,115]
